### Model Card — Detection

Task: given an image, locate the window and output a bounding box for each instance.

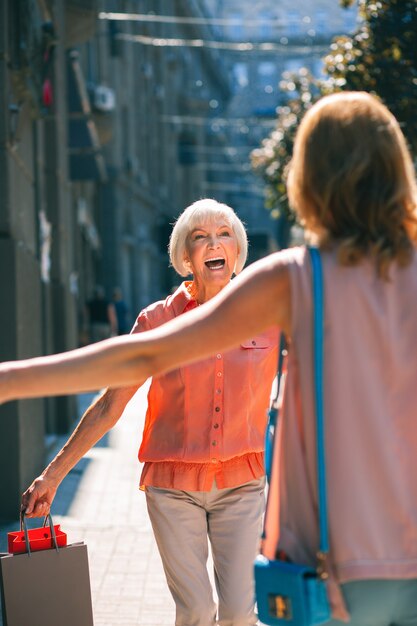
[284,59,303,74]
[233,63,249,88]
[259,12,273,40]
[315,11,327,34]
[258,62,276,93]
[287,12,300,36]
[228,12,243,39]
[258,61,275,77]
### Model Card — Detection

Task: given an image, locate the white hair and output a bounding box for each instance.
[169,199,248,277]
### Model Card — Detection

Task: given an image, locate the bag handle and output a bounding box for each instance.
[20,511,59,556]
[262,248,329,578]
[264,332,287,481]
[309,246,329,579]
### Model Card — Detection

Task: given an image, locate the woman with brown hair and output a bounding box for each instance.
[2,91,417,624]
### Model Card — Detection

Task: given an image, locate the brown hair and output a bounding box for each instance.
[287,91,417,278]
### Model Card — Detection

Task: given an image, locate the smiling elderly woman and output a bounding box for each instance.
[21,198,279,626]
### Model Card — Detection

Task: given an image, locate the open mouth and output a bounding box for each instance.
[205,257,225,270]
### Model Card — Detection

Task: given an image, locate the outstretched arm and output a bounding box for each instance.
[21,385,140,517]
[0,252,291,404]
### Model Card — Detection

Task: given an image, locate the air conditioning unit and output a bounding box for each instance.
[93,85,116,112]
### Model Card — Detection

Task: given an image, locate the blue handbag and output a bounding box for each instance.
[254,247,332,626]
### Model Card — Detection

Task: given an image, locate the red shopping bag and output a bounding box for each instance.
[7,518,67,554]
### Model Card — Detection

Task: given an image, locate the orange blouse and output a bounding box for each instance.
[132,282,279,491]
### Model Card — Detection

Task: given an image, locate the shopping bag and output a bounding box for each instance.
[0,514,94,626]
[7,517,67,554]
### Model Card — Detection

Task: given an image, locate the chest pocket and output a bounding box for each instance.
[241,336,271,350]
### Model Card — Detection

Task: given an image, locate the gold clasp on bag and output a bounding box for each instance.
[268,594,292,619]
[316,551,329,580]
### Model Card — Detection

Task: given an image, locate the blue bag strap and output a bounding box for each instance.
[308,246,330,578]
[264,333,287,482]
[262,247,329,577]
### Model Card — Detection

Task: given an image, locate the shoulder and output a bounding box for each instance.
[132,283,191,332]
[133,296,172,332]
[264,246,314,296]
[272,245,308,269]
[241,246,306,297]
[250,246,309,335]
[221,249,298,337]
[245,246,306,276]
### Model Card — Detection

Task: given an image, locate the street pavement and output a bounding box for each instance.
[0,382,177,626]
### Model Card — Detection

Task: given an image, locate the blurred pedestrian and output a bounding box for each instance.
[85,285,117,342]
[3,92,417,624]
[112,287,129,335]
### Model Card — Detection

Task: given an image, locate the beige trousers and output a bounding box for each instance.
[145,478,265,626]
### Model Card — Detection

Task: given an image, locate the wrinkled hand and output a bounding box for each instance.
[21,475,59,518]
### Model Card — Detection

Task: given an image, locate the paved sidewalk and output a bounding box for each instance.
[0,383,176,626]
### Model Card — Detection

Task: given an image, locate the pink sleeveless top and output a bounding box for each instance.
[264,246,417,620]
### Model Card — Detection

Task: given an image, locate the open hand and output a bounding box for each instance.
[21,475,59,518]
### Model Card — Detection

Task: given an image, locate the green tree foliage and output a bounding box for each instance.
[325,0,417,151]
[252,0,417,221]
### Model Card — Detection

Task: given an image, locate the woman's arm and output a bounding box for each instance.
[21,385,140,517]
[0,252,291,403]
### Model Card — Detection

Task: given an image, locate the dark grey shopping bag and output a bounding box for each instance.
[0,515,94,626]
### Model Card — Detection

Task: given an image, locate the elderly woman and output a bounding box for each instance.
[18,199,279,626]
[3,92,417,625]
